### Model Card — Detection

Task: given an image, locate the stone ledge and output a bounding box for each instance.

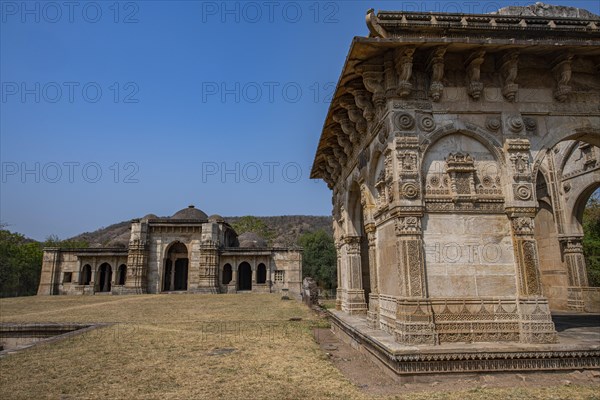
[328,310,600,376]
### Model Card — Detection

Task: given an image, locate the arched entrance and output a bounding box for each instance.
[117,264,127,285]
[238,262,252,291]
[97,263,112,292]
[80,264,91,285]
[222,263,232,285]
[257,263,267,284]
[163,242,189,292]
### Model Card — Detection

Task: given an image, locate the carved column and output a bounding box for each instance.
[335,238,343,310]
[394,214,437,345]
[198,242,219,294]
[123,240,148,294]
[123,219,149,294]
[340,235,368,315]
[559,235,588,311]
[508,211,557,344]
[393,135,437,345]
[365,223,379,328]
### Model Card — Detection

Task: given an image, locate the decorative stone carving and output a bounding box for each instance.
[419,115,436,132]
[401,182,420,199]
[486,116,501,132]
[339,94,368,135]
[500,51,519,102]
[507,115,524,133]
[514,184,533,201]
[465,48,486,100]
[427,46,447,102]
[347,80,375,122]
[552,52,574,102]
[395,47,415,98]
[523,116,537,134]
[383,51,397,98]
[512,217,535,235]
[333,109,360,145]
[394,112,415,131]
[356,62,386,108]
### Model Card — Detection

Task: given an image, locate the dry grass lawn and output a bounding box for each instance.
[0,294,598,400]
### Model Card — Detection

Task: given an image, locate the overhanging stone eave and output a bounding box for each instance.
[310,36,364,180]
[310,33,600,181]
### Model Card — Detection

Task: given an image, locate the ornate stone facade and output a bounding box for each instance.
[311,5,600,350]
[37,206,302,299]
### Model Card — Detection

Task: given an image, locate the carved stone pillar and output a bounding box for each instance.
[198,243,219,294]
[560,235,588,311]
[365,223,379,328]
[123,239,148,294]
[509,211,557,344]
[394,215,437,345]
[340,235,368,315]
[335,239,343,310]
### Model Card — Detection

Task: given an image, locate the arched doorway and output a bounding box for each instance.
[257,263,267,284]
[238,262,252,291]
[534,139,600,311]
[222,263,232,285]
[163,242,189,292]
[80,264,92,285]
[117,264,127,285]
[97,263,112,292]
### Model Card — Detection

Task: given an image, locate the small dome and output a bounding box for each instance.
[208,214,225,223]
[171,205,208,221]
[141,213,158,221]
[238,232,268,248]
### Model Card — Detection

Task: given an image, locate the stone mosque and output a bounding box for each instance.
[37,206,302,299]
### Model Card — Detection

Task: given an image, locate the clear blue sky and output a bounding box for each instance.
[1,0,599,241]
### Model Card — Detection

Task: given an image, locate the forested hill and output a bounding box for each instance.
[67,215,333,248]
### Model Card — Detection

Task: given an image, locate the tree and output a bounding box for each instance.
[583,190,600,286]
[231,216,274,243]
[0,230,89,298]
[0,230,43,297]
[298,230,337,290]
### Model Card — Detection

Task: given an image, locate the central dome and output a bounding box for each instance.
[170,205,208,221]
[238,232,268,248]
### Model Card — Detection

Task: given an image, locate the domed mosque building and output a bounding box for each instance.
[37,205,302,298]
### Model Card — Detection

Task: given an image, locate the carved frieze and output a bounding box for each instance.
[499,51,519,102]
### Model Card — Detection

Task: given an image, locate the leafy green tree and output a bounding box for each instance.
[583,191,600,287]
[0,230,89,298]
[0,230,43,297]
[232,216,274,242]
[298,230,337,289]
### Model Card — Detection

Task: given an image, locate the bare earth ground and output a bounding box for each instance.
[0,294,598,400]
